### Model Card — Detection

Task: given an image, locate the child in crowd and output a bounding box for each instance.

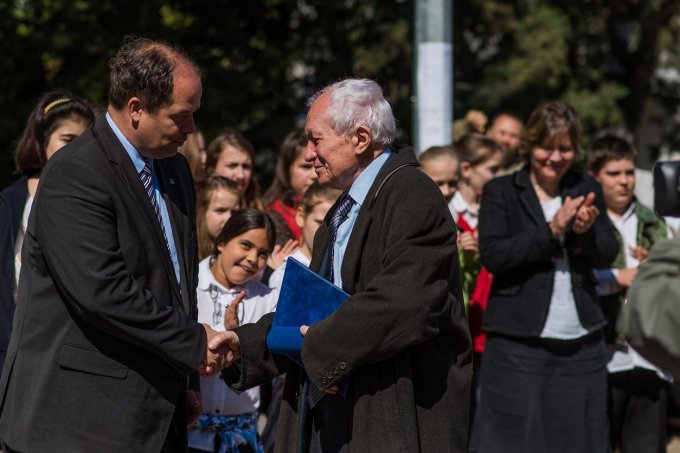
[263,129,318,244]
[268,182,342,290]
[196,176,243,260]
[449,133,503,414]
[418,145,459,203]
[205,129,263,209]
[588,134,671,453]
[189,208,278,453]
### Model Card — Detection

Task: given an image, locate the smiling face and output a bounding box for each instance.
[204,188,241,240]
[211,228,270,289]
[486,114,522,153]
[529,133,575,186]
[593,158,636,215]
[289,148,318,196]
[213,145,253,195]
[304,92,362,191]
[44,116,90,160]
[135,69,202,159]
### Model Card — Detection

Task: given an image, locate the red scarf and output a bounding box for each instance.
[457,213,492,353]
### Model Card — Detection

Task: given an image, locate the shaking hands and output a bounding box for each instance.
[198,324,241,376]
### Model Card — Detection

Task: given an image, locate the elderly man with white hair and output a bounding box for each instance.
[217,78,472,453]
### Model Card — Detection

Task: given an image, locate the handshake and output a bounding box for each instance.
[199,324,241,376]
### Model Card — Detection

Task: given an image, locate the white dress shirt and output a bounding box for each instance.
[194,257,278,416]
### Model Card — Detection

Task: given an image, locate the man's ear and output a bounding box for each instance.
[352,125,372,154]
[128,97,144,123]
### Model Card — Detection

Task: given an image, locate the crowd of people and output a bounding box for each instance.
[0,35,676,453]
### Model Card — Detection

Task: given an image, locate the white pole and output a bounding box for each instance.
[414,0,453,154]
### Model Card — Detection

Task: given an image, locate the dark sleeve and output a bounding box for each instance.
[35,155,205,375]
[564,175,619,268]
[223,312,291,391]
[302,171,462,390]
[479,179,561,274]
[618,237,680,376]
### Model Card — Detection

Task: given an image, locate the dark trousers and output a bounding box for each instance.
[608,367,668,453]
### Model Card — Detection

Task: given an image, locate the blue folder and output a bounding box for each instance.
[266,257,349,364]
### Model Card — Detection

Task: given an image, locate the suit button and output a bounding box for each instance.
[322,378,328,385]
[339,361,347,370]
[327,372,333,379]
[333,367,339,375]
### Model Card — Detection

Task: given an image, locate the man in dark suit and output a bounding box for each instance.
[0,37,228,452]
[214,78,472,452]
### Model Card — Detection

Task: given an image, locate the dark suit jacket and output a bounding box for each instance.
[226,148,473,452]
[0,115,205,452]
[0,177,28,376]
[478,167,619,337]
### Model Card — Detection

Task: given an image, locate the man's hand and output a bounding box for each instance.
[186,390,202,426]
[616,268,638,288]
[224,291,246,330]
[206,330,241,373]
[199,324,229,376]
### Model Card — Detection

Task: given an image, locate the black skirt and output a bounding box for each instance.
[469,332,609,453]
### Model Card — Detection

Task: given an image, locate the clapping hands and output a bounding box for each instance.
[549,192,598,237]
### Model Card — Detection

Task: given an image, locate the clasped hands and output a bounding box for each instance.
[198,324,241,376]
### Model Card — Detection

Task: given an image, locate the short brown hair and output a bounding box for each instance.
[108,36,201,114]
[521,101,580,159]
[587,134,637,174]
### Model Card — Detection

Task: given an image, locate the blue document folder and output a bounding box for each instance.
[266,257,349,363]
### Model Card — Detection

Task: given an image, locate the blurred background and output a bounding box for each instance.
[2,0,680,188]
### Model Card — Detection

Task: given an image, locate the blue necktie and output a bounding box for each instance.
[140,160,170,253]
[308,193,355,409]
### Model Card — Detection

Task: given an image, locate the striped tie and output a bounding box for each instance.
[323,193,356,282]
[140,160,170,253]
[308,192,355,409]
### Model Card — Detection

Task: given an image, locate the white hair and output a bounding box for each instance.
[307,78,396,148]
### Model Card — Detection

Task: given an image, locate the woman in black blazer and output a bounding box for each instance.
[470,101,618,453]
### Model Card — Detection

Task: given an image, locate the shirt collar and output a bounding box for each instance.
[347,148,393,206]
[105,112,147,174]
[452,191,476,216]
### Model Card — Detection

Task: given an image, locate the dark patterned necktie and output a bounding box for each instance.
[322,193,356,282]
[308,192,355,409]
[140,160,170,253]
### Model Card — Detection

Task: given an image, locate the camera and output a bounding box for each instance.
[654,161,680,217]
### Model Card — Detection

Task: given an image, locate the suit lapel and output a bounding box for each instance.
[92,116,183,307]
[156,163,191,314]
[341,149,415,294]
[516,169,546,226]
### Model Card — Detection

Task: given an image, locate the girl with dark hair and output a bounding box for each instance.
[0,88,94,375]
[262,129,318,243]
[189,208,277,453]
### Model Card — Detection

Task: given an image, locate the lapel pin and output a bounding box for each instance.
[169,178,176,185]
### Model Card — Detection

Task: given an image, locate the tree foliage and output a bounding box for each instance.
[2,0,680,186]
